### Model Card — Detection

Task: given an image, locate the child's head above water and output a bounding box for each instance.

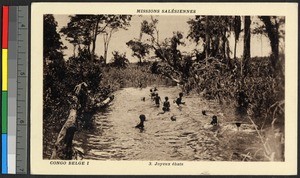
[179,92,183,97]
[165,96,169,101]
[139,114,146,122]
[150,89,153,92]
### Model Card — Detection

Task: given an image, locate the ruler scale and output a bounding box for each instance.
[1,6,29,174]
[8,6,17,174]
[15,6,28,174]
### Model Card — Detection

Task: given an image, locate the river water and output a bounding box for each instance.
[73,86,259,161]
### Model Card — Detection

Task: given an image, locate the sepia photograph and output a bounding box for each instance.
[31,2,297,175]
[44,13,286,161]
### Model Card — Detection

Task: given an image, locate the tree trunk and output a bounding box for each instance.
[104,49,108,64]
[211,37,219,57]
[73,44,76,57]
[91,39,96,61]
[50,108,78,160]
[260,16,279,70]
[226,39,231,60]
[104,40,110,64]
[103,29,113,64]
[233,16,241,60]
[222,30,226,59]
[242,16,251,78]
[51,94,114,160]
[87,44,91,56]
[270,38,279,69]
[271,21,279,70]
[234,39,237,59]
[205,16,210,65]
[91,18,100,61]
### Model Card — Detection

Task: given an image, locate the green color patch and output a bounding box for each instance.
[2,91,8,133]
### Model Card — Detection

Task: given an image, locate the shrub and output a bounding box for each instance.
[189,57,284,128]
[110,51,130,68]
[101,63,174,91]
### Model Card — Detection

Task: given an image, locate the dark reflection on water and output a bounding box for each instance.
[78,107,117,159]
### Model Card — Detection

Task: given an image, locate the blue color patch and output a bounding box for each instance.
[2,134,7,174]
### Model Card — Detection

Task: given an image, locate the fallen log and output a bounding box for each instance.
[50,108,77,160]
[96,95,114,108]
[50,95,114,160]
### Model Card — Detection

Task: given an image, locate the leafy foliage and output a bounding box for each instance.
[110,51,130,68]
[187,16,233,59]
[44,15,66,59]
[43,14,69,158]
[137,18,194,84]
[60,15,132,61]
[189,57,284,127]
[65,49,103,94]
[43,14,68,112]
[126,40,151,63]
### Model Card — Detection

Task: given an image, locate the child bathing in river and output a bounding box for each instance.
[150,89,155,100]
[157,97,170,115]
[135,114,146,130]
[174,92,185,111]
[174,92,185,106]
[154,93,161,107]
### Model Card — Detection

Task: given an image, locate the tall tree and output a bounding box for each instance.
[102,15,132,63]
[60,15,94,57]
[126,21,151,64]
[126,40,150,64]
[187,16,233,60]
[205,16,210,62]
[44,14,65,61]
[138,17,191,83]
[233,16,242,59]
[61,15,131,62]
[60,16,82,57]
[43,14,66,100]
[242,16,251,77]
[259,16,284,70]
[187,15,209,62]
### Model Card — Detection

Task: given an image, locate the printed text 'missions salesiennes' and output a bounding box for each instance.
[137,9,196,14]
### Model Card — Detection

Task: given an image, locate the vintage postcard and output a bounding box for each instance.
[31,2,297,175]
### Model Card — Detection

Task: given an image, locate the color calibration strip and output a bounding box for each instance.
[1,6,28,174]
[2,5,9,174]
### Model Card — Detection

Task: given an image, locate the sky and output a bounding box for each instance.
[53,15,275,62]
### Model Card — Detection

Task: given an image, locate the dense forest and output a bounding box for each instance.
[43,14,285,161]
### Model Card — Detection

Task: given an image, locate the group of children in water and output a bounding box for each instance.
[150,87,186,113]
[135,86,220,131]
[135,87,186,130]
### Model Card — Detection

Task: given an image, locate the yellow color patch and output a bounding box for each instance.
[2,49,8,91]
